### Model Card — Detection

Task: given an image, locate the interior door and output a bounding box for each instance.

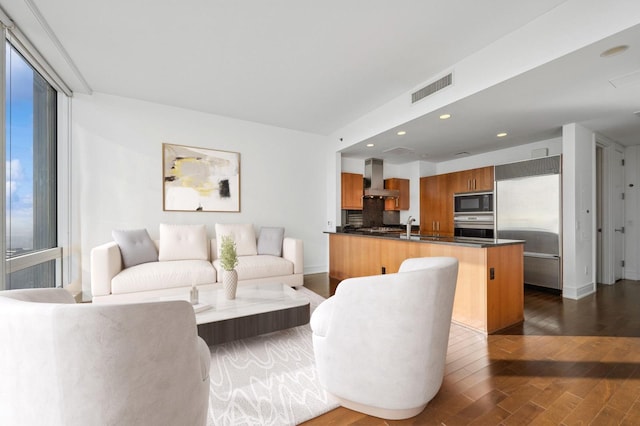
[613,149,625,280]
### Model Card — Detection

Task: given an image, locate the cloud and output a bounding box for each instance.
[6,180,17,197]
[6,159,23,180]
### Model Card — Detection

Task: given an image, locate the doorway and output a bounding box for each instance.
[595,144,625,284]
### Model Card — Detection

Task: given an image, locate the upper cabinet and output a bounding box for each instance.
[384,178,410,211]
[419,166,494,236]
[451,166,494,193]
[341,172,363,210]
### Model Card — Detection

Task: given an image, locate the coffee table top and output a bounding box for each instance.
[158,282,309,325]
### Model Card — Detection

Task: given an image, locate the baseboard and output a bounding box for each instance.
[562,281,596,300]
[304,265,327,275]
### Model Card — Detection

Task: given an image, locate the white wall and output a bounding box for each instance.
[436,138,562,174]
[73,93,329,295]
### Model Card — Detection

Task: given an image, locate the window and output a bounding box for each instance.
[4,41,58,289]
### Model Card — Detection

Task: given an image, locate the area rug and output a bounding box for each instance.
[206,287,338,426]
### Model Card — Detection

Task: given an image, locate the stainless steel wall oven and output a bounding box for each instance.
[454,214,495,239]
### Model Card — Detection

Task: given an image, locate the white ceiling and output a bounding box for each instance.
[344,22,640,162]
[3,0,640,162]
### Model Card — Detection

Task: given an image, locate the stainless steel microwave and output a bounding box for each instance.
[454,191,493,214]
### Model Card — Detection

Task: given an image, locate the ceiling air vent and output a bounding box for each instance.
[411,73,453,104]
[383,147,414,156]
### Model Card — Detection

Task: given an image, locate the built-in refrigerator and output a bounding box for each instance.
[495,155,562,290]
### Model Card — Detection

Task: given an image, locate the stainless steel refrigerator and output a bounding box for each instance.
[495,156,562,290]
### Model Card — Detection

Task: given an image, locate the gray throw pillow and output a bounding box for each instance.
[257,227,285,256]
[112,229,158,268]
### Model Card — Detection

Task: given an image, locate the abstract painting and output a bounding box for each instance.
[163,143,240,212]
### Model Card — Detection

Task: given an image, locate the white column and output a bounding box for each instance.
[562,123,597,299]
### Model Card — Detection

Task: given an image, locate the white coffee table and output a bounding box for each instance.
[161,282,310,345]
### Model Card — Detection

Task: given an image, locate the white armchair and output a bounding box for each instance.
[0,288,210,426]
[311,257,458,420]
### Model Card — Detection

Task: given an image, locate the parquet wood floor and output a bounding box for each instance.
[301,276,640,425]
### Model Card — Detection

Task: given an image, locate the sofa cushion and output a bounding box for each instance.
[158,224,208,261]
[111,260,215,294]
[212,255,293,282]
[257,227,284,256]
[215,223,257,257]
[111,229,158,268]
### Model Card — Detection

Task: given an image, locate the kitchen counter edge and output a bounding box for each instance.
[325,231,525,248]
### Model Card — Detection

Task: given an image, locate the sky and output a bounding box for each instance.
[6,43,35,251]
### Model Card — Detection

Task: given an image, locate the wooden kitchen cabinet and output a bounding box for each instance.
[341,172,363,210]
[451,166,494,193]
[472,166,494,191]
[420,166,494,236]
[384,178,410,210]
[420,175,453,236]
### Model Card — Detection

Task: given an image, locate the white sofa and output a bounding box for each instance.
[311,257,458,420]
[0,288,210,426]
[91,224,303,303]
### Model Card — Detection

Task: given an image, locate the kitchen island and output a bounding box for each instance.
[327,231,525,334]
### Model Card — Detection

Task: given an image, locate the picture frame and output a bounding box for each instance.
[162,143,241,212]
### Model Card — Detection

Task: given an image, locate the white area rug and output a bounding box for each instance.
[206,287,338,426]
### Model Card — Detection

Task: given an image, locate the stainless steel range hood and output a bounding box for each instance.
[363,158,400,198]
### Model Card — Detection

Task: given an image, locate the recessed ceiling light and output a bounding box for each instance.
[439,113,451,120]
[397,130,406,136]
[600,45,629,58]
[497,132,508,138]
[366,143,374,147]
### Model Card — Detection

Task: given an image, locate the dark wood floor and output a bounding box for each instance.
[301,277,640,425]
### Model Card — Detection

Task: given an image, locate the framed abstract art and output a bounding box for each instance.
[163,143,240,212]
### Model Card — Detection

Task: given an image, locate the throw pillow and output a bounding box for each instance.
[158,224,208,261]
[215,223,257,257]
[257,227,285,256]
[112,229,158,268]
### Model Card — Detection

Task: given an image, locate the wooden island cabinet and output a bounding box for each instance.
[328,232,524,334]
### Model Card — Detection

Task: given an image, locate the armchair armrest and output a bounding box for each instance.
[282,237,303,274]
[90,241,123,298]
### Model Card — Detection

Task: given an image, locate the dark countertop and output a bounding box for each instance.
[326,230,525,248]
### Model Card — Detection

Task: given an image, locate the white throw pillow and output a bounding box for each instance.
[158,224,208,261]
[215,223,257,257]
[257,227,284,256]
[111,228,158,268]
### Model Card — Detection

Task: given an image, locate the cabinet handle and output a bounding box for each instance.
[473,178,477,190]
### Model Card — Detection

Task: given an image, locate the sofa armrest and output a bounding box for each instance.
[282,237,303,274]
[90,241,123,298]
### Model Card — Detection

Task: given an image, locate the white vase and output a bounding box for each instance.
[223,269,238,300]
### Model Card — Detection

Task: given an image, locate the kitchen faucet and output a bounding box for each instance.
[406,216,416,238]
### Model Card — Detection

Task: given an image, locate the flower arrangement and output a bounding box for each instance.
[219,235,239,271]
